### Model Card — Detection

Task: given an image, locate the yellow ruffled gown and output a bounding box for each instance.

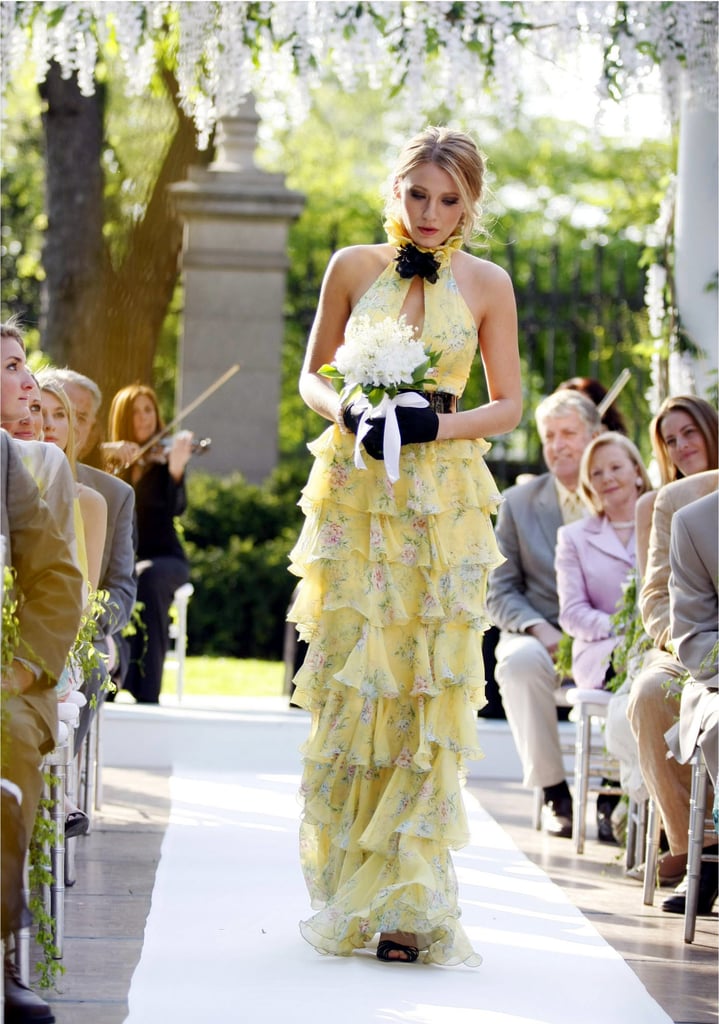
[289,241,504,966]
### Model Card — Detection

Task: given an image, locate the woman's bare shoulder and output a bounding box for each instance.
[452,250,515,323]
[330,243,394,272]
[455,249,512,287]
[327,244,394,303]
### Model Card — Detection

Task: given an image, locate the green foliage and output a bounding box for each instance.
[609,571,653,693]
[185,531,296,659]
[2,566,20,671]
[161,656,284,697]
[71,589,110,679]
[183,466,306,658]
[463,115,675,462]
[554,632,574,680]
[0,66,45,338]
[29,777,65,989]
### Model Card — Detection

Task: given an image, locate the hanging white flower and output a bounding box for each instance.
[1,3,716,145]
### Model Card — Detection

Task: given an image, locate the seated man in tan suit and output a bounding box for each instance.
[628,469,718,915]
[1,429,84,1021]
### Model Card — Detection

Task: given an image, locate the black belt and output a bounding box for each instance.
[421,391,457,413]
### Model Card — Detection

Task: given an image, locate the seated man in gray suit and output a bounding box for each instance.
[487,390,602,836]
[669,488,718,758]
[663,487,718,914]
[47,369,136,734]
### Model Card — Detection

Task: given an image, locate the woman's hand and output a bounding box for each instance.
[100,440,140,472]
[342,403,384,459]
[167,430,194,482]
[394,405,439,445]
[527,621,564,657]
[343,403,439,461]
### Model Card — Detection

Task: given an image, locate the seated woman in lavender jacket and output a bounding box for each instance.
[556,432,652,690]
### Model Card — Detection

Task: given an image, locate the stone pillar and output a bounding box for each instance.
[169,98,305,481]
[675,91,718,398]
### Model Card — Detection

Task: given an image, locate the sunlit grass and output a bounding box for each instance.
[161,657,285,698]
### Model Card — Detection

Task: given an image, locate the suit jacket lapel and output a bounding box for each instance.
[585,516,635,566]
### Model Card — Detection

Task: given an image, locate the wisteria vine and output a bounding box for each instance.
[1,2,717,148]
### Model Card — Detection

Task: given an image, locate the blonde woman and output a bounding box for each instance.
[289,127,521,965]
[38,371,107,599]
[556,432,652,691]
[555,432,651,842]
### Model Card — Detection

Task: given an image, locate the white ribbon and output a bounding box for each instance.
[351,391,429,483]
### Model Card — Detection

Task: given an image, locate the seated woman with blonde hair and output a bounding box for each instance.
[37,371,108,600]
[555,432,652,842]
[556,432,652,690]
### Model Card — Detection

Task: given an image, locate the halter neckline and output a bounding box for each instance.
[384,216,463,266]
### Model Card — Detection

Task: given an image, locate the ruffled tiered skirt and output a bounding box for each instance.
[288,426,504,966]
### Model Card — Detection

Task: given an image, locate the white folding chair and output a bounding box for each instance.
[165,582,194,702]
[567,688,623,855]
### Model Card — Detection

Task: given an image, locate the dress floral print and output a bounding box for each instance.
[289,248,504,966]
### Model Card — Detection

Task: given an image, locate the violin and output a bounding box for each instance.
[101,435,211,473]
[144,436,212,464]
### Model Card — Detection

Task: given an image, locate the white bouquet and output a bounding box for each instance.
[320,314,440,482]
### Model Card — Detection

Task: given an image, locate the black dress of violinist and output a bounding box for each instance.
[107,384,192,703]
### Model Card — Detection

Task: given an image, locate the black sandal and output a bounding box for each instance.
[376,940,419,963]
[65,809,89,838]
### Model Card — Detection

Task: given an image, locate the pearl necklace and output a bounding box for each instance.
[609,520,635,529]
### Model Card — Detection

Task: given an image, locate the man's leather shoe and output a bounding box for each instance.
[662,854,718,916]
[596,811,619,845]
[3,959,55,1022]
[596,792,620,844]
[541,796,573,838]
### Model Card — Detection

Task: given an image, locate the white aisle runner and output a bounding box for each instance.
[124,772,672,1024]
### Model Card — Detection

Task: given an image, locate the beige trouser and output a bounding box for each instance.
[495,631,565,789]
[627,647,695,855]
[2,687,57,840]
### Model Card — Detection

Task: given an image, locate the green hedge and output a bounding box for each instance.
[183,462,309,660]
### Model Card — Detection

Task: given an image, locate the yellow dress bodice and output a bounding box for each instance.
[349,252,478,397]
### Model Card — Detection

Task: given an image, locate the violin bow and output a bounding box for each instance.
[596,368,631,418]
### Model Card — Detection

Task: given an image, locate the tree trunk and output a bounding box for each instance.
[100,79,207,400]
[40,63,106,368]
[39,65,209,414]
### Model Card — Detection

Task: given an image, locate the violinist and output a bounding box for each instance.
[108,383,192,704]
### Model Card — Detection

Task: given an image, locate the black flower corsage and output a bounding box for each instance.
[394,244,441,284]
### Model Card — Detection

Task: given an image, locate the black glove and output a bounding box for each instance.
[394,405,439,445]
[342,403,385,460]
[343,401,439,461]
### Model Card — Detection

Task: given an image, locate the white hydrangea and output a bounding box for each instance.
[334,315,427,391]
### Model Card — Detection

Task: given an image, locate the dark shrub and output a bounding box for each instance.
[183,465,307,659]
